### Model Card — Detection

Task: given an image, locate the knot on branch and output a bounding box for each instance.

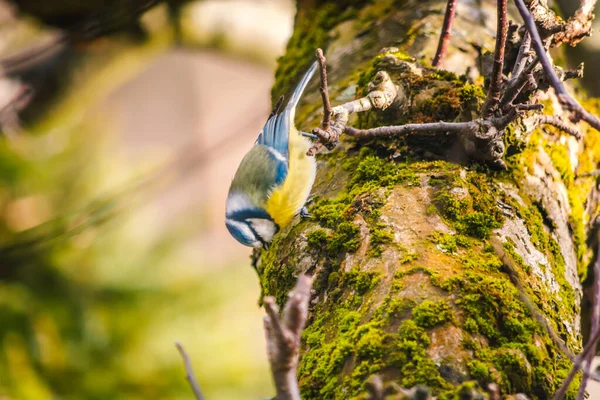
[366,71,397,111]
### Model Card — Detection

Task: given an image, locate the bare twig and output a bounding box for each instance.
[344,120,474,139]
[432,0,458,68]
[539,115,582,139]
[175,342,206,400]
[0,33,68,75]
[483,0,508,116]
[516,103,544,111]
[576,247,600,399]
[488,383,500,400]
[0,82,34,137]
[307,49,333,156]
[552,328,600,400]
[264,275,313,400]
[315,49,331,132]
[515,0,600,132]
[555,0,598,45]
[510,32,531,81]
[365,375,385,400]
[500,56,539,110]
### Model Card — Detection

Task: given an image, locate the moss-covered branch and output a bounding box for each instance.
[253,0,600,398]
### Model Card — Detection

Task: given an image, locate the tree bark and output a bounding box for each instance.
[257,0,595,399]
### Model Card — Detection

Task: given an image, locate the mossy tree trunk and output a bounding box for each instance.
[258,0,596,399]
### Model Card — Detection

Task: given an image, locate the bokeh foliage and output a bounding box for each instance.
[0,13,271,400]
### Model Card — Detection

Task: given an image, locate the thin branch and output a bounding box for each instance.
[365,375,385,400]
[516,103,544,111]
[515,0,600,132]
[264,275,313,400]
[315,49,331,132]
[539,115,582,139]
[344,120,474,139]
[510,32,531,81]
[576,246,600,399]
[175,342,206,400]
[307,49,333,156]
[0,33,68,75]
[500,56,539,110]
[552,328,600,400]
[483,0,508,116]
[432,0,458,68]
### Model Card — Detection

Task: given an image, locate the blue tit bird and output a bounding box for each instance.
[225,62,318,248]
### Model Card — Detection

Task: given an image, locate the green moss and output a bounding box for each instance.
[396,266,443,287]
[431,172,504,239]
[272,1,369,102]
[443,272,537,344]
[352,156,420,187]
[458,83,486,103]
[545,142,574,186]
[466,360,494,384]
[438,381,486,400]
[368,226,393,257]
[461,212,502,239]
[355,324,386,358]
[311,199,350,228]
[428,70,461,82]
[372,48,415,64]
[329,222,361,253]
[399,251,418,264]
[493,348,532,394]
[393,320,450,389]
[344,268,381,295]
[503,238,531,274]
[412,300,454,328]
[385,297,416,319]
[430,232,473,254]
[307,229,329,249]
[414,86,463,123]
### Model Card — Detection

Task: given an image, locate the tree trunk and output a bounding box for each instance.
[257,0,594,399]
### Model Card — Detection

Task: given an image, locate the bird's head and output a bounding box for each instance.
[225,193,279,249]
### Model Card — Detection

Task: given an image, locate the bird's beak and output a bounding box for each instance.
[262,242,270,251]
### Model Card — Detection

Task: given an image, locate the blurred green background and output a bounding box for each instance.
[0,1,295,399]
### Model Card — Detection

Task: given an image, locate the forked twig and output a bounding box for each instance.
[308,49,334,156]
[432,0,458,68]
[515,0,600,132]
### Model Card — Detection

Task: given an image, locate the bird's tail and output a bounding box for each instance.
[286,61,318,118]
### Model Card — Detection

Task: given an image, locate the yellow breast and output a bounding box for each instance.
[266,127,317,228]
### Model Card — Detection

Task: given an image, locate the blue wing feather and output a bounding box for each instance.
[256,61,318,158]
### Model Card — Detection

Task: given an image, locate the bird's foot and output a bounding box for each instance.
[300,206,311,219]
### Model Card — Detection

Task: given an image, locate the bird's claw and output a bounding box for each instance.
[300,207,311,219]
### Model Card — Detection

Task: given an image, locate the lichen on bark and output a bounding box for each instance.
[255,0,593,398]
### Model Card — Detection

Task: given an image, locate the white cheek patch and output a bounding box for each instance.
[247,218,277,243]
